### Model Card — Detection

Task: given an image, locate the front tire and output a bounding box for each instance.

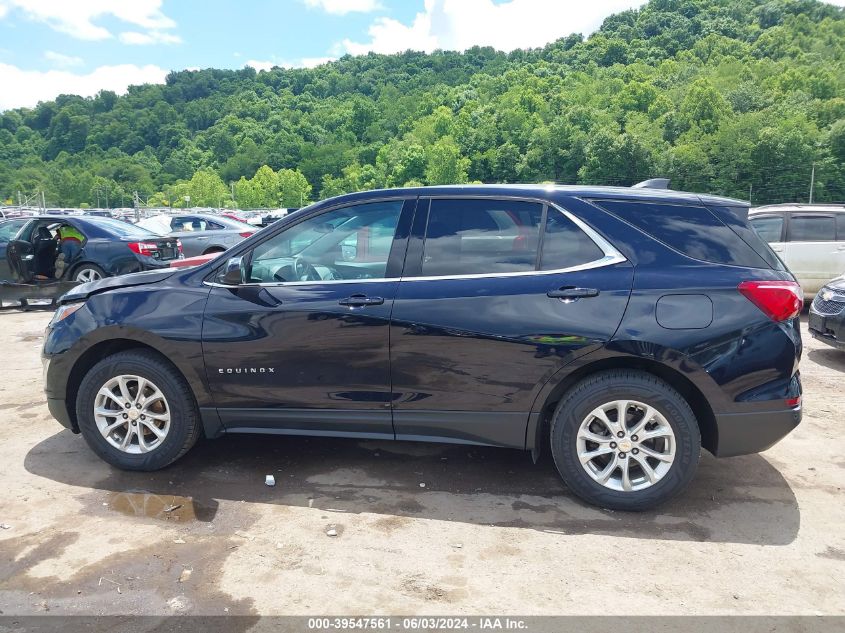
[76,350,201,470]
[550,370,701,511]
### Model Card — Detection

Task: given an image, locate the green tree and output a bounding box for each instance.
[277,168,312,207]
[425,137,470,185]
[187,168,229,207]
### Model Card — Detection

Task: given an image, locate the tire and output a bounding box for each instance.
[550,370,701,511]
[76,349,201,470]
[72,263,105,284]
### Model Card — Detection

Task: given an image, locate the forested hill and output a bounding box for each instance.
[1,0,844,209]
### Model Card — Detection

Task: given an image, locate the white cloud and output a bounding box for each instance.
[0,62,168,111]
[44,50,83,68]
[246,60,277,72]
[303,0,382,15]
[0,0,178,42]
[297,56,337,68]
[341,0,647,55]
[119,30,181,45]
[245,56,337,72]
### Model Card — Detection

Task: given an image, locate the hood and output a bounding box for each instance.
[59,268,177,304]
[826,275,845,291]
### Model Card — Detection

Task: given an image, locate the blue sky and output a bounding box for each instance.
[2,0,842,111]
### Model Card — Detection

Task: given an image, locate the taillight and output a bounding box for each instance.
[785,396,801,408]
[738,280,803,322]
[239,231,254,238]
[176,239,183,254]
[127,241,159,257]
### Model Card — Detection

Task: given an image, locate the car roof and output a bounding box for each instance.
[750,203,845,214]
[310,184,749,208]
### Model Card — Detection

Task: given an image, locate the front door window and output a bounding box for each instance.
[246,200,404,284]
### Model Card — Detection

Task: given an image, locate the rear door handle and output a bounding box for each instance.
[547,287,600,300]
[339,294,384,307]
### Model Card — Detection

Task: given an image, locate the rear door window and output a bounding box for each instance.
[540,211,605,270]
[417,199,608,277]
[837,214,845,241]
[421,199,543,276]
[595,200,769,268]
[789,215,835,242]
[173,216,222,231]
[749,215,784,243]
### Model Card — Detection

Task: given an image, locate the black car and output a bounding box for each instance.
[3,215,182,285]
[809,275,845,350]
[42,184,803,510]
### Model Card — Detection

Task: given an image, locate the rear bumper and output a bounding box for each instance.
[713,406,802,457]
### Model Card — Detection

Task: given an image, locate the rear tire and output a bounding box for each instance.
[76,350,201,470]
[550,370,701,511]
[72,263,105,283]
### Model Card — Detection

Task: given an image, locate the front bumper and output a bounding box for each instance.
[713,406,802,457]
[808,307,845,350]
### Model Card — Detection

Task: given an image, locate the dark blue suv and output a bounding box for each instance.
[42,185,803,510]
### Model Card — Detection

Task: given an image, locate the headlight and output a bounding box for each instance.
[50,302,84,326]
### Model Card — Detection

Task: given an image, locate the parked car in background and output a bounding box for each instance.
[137,213,255,257]
[169,252,222,268]
[809,274,845,351]
[749,204,845,299]
[2,215,181,284]
[43,184,803,511]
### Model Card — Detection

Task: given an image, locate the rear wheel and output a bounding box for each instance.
[550,370,701,511]
[73,263,105,283]
[76,350,201,470]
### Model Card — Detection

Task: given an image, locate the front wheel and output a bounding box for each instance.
[550,370,701,511]
[76,350,201,470]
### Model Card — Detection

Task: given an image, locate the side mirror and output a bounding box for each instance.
[221,256,244,285]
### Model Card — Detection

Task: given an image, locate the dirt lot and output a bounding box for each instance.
[0,309,843,617]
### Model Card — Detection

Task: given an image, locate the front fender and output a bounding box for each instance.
[44,282,212,408]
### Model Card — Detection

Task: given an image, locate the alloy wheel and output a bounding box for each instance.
[93,375,171,454]
[76,268,102,283]
[576,399,676,492]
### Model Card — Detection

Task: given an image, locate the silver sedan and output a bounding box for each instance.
[136,213,256,257]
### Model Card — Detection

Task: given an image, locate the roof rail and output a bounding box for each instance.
[632,178,671,190]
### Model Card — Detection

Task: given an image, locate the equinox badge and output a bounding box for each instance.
[219,367,276,374]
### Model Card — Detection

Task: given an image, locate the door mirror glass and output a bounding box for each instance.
[221,256,244,285]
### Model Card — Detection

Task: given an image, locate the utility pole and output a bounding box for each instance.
[133,191,141,222]
[808,163,816,204]
[748,183,752,204]
[231,182,236,208]
[40,190,46,211]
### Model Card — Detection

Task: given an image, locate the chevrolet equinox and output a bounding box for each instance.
[43,185,803,510]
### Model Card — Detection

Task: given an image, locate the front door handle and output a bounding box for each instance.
[547,287,600,300]
[339,294,384,307]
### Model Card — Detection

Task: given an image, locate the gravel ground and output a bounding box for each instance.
[0,309,843,617]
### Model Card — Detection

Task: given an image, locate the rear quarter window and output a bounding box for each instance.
[594,200,769,268]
